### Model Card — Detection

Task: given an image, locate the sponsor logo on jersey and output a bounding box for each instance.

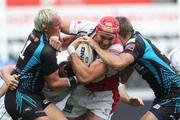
[43,99,50,105]
[63,104,73,113]
[125,43,135,51]
[102,108,111,116]
[35,110,44,114]
[24,107,32,112]
[153,104,161,110]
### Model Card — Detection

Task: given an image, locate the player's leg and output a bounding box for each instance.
[85,112,104,120]
[34,116,49,120]
[67,112,103,120]
[65,86,115,120]
[44,103,68,120]
[141,97,180,120]
[63,86,89,119]
[67,114,87,120]
[140,111,158,120]
[0,103,12,120]
[85,91,114,120]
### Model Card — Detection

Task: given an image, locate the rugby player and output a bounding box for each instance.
[82,16,180,120]
[3,9,72,120]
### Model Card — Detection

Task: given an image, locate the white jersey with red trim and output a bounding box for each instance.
[63,21,124,119]
[69,20,98,37]
[69,19,123,81]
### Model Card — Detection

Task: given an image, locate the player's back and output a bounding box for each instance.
[132,31,180,98]
[16,29,56,93]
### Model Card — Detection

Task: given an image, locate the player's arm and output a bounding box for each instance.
[60,18,71,34]
[50,19,94,51]
[42,47,75,90]
[44,70,72,90]
[0,83,8,97]
[0,65,19,90]
[0,65,15,79]
[61,35,77,49]
[49,34,77,51]
[94,47,134,71]
[120,65,134,84]
[119,85,144,106]
[70,53,107,84]
[82,36,140,71]
[67,36,107,84]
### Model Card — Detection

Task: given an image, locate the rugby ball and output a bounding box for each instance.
[76,43,94,65]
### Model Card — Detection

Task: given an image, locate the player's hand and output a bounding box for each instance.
[49,36,62,52]
[81,36,99,49]
[68,37,84,55]
[5,74,19,91]
[69,37,84,49]
[58,61,74,77]
[128,97,144,106]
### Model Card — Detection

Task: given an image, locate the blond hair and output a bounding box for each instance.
[34,9,58,31]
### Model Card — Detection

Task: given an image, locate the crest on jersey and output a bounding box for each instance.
[125,43,135,51]
[125,38,136,51]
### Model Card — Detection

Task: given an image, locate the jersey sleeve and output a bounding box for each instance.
[96,44,124,63]
[122,38,145,60]
[108,44,124,55]
[41,45,58,76]
[69,20,97,36]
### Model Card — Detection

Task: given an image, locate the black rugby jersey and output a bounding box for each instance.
[123,31,180,99]
[16,29,58,93]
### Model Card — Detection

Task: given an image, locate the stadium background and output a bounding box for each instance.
[0,0,179,119]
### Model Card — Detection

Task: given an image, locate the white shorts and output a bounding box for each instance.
[42,85,74,103]
[63,85,114,120]
[0,103,12,120]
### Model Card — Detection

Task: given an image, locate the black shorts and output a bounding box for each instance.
[5,89,51,120]
[150,97,180,120]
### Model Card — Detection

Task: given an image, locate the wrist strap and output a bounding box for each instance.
[50,36,59,40]
[68,45,76,55]
[68,76,78,87]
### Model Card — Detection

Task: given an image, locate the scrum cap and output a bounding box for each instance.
[96,16,121,44]
[96,16,119,34]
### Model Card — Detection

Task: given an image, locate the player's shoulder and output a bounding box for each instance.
[44,43,56,52]
[69,20,97,35]
[169,47,180,57]
[27,29,41,41]
[109,44,124,53]
[71,20,97,27]
[126,31,146,49]
[169,47,180,61]
[40,43,56,59]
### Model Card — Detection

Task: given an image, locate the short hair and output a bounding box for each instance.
[34,9,58,31]
[115,16,134,39]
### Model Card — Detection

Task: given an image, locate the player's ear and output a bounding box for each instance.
[42,23,48,32]
[43,27,48,32]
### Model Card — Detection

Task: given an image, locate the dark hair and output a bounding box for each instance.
[115,16,134,39]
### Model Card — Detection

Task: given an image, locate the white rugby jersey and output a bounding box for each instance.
[69,20,124,54]
[69,20,124,81]
[69,20,97,37]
